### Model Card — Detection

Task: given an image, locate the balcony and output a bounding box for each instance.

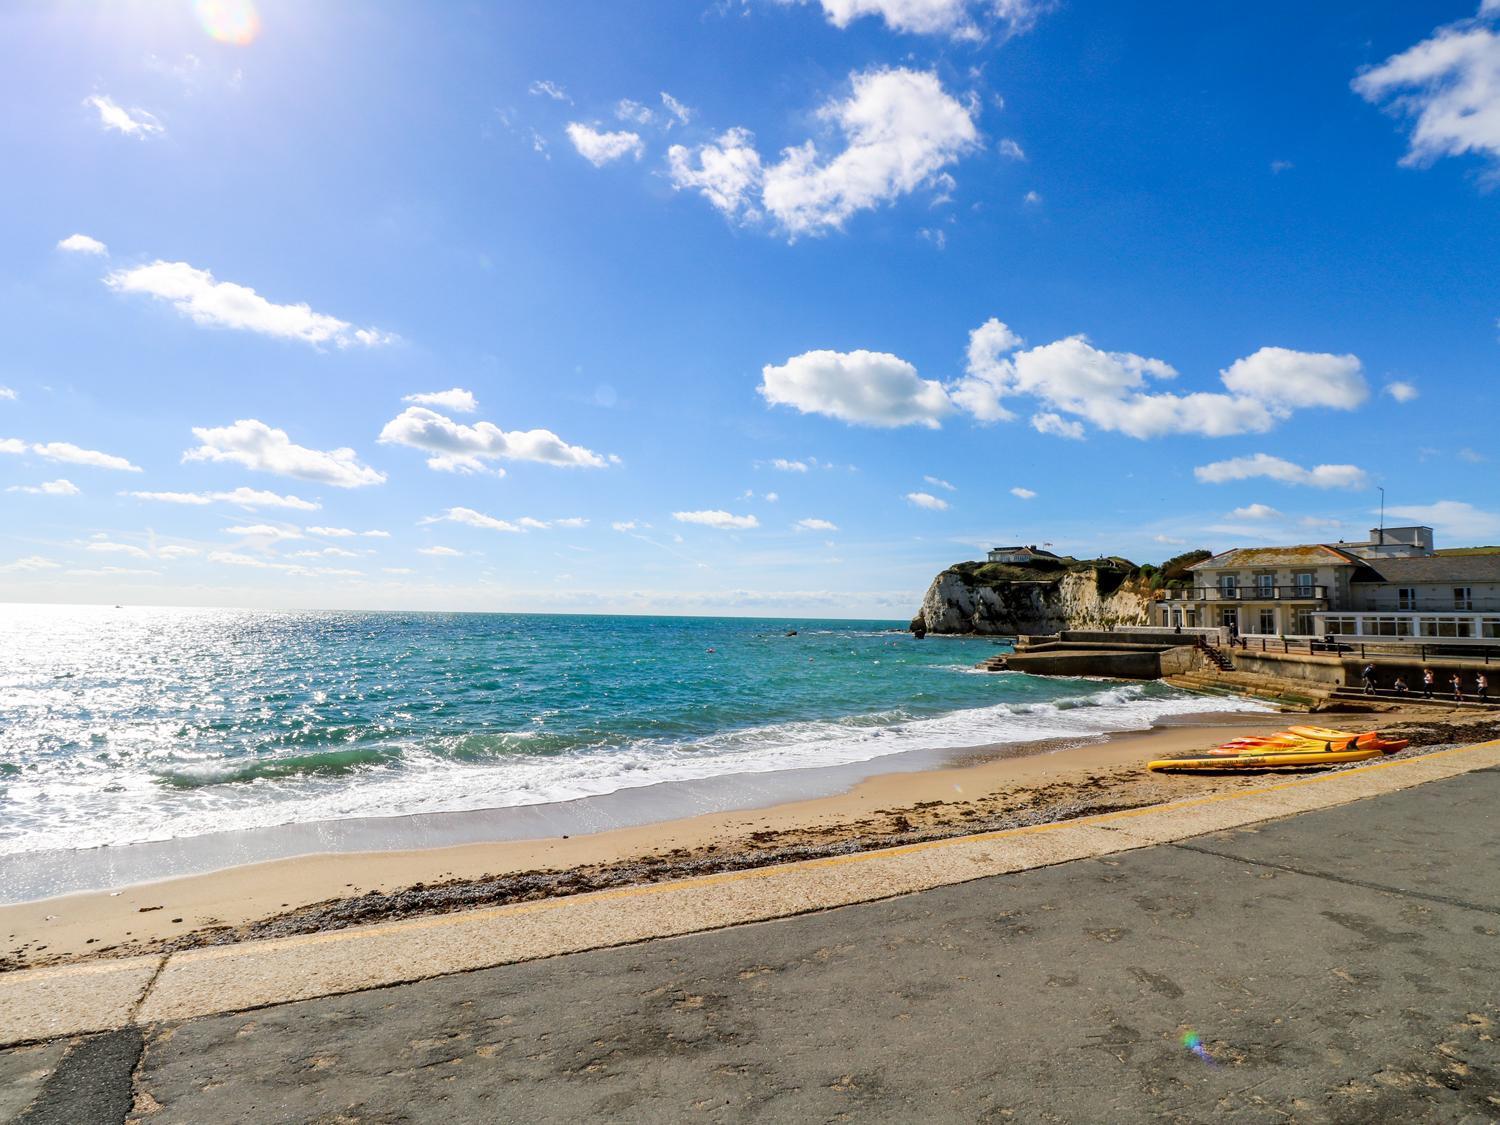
[1158,585,1327,603]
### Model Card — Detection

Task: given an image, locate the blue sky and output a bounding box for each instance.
[2,0,1498,617]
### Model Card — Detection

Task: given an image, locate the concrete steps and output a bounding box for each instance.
[1326,687,1500,711]
[1163,669,1344,712]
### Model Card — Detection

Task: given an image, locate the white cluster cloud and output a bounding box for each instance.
[1353,7,1500,170]
[6,478,80,496]
[616,99,655,126]
[378,406,609,474]
[403,388,477,413]
[307,526,389,538]
[924,475,956,491]
[781,0,1050,40]
[1009,486,1036,499]
[0,387,14,400]
[427,507,586,533]
[954,320,1368,439]
[771,458,811,472]
[667,128,766,221]
[207,550,360,578]
[57,233,108,255]
[124,486,321,511]
[1230,503,1283,520]
[1,438,140,471]
[85,94,163,137]
[760,349,953,428]
[105,261,393,348]
[766,323,1369,438]
[287,547,361,559]
[905,491,949,510]
[529,79,571,103]
[795,518,839,531]
[673,510,759,530]
[184,420,386,488]
[660,91,693,125]
[0,555,61,573]
[1193,454,1369,490]
[225,524,302,541]
[669,68,978,237]
[418,545,464,557]
[1385,380,1419,403]
[87,539,197,561]
[566,123,644,166]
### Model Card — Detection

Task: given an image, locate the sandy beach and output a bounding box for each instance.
[5,703,1493,972]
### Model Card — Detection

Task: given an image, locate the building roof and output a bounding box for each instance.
[1189,544,1363,570]
[1350,554,1500,584]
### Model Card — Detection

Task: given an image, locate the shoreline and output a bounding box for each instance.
[0,696,1266,904]
[7,704,1492,972]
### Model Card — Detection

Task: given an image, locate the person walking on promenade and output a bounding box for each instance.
[1361,662,1377,695]
[1422,667,1436,698]
[1393,675,1409,696]
[1478,671,1489,703]
[1451,672,1464,702]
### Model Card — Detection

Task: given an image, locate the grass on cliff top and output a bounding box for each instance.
[949,547,1212,593]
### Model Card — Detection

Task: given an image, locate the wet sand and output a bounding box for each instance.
[3,705,1491,971]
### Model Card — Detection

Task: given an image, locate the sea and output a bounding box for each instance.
[0,604,1263,858]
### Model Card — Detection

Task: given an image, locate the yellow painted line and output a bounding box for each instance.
[169,739,1500,962]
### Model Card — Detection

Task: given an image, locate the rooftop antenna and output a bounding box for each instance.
[1378,486,1385,546]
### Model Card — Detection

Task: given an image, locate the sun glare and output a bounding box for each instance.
[194,0,261,45]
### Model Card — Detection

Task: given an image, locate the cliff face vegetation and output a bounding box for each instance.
[910,550,1208,636]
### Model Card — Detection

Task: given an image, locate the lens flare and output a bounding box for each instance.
[1180,1029,1215,1066]
[194,0,261,45]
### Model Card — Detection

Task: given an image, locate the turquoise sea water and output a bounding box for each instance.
[0,605,1258,854]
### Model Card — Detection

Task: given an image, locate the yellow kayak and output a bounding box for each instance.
[1148,747,1382,772]
[1286,725,1360,741]
[1208,735,1351,756]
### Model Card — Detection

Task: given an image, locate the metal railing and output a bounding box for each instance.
[1157,585,1327,602]
[1352,601,1500,613]
[1229,635,1500,664]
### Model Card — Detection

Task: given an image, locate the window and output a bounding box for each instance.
[1293,572,1314,595]
[1483,619,1500,639]
[1454,587,1473,611]
[1258,609,1275,634]
[1397,587,1416,611]
[1256,574,1274,597]
[1293,608,1315,635]
[1420,617,1475,639]
[1219,575,1238,598]
[1325,617,1357,635]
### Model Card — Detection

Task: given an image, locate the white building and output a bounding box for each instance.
[1156,526,1500,641]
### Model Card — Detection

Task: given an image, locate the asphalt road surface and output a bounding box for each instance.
[6,768,1499,1123]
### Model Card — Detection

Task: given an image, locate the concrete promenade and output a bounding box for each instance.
[3,751,1499,1122]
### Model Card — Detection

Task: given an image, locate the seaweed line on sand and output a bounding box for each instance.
[4,715,1496,972]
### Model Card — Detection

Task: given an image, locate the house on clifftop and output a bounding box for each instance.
[987,545,1057,565]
